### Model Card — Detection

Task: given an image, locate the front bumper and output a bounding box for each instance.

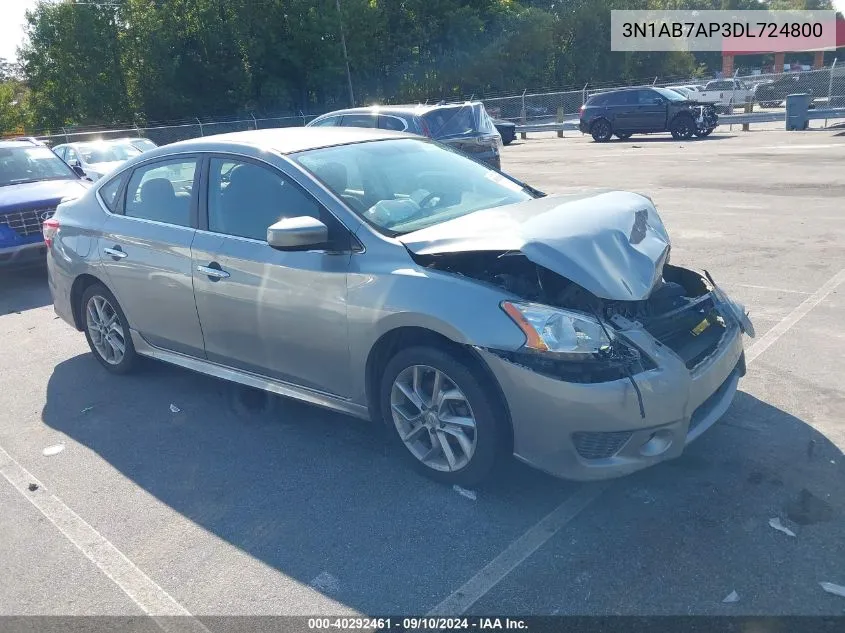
[478,316,746,481]
[0,241,48,268]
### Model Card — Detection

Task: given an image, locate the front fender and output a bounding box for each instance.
[345,261,526,404]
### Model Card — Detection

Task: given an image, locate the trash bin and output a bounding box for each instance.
[785,93,812,130]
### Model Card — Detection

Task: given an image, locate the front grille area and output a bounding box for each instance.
[644,295,726,370]
[0,208,55,237]
[572,430,633,460]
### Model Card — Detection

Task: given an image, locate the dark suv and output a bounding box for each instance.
[307,102,502,169]
[1,139,90,267]
[579,87,708,142]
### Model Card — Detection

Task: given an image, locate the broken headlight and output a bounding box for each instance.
[501,301,614,356]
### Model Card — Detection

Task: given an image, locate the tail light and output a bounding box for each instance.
[579,104,586,113]
[42,217,59,248]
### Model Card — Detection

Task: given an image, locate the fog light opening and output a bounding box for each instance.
[640,430,673,457]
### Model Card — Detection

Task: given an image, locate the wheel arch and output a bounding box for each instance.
[364,325,513,452]
[70,273,111,331]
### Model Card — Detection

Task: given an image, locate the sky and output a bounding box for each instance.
[2,0,845,63]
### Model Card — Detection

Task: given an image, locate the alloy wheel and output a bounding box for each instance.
[85,295,126,365]
[390,365,478,472]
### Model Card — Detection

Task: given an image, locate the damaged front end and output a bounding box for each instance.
[413,249,751,391]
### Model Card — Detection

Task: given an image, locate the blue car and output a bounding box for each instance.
[0,138,91,267]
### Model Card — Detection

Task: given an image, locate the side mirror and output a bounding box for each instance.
[71,164,86,178]
[267,216,328,251]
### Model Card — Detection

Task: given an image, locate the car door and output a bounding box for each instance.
[606,91,638,130]
[633,90,667,131]
[191,155,354,397]
[97,156,206,357]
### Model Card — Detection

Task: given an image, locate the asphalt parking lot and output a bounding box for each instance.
[1,128,843,621]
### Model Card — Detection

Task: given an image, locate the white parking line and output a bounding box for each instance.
[426,483,610,616]
[0,446,210,633]
[732,283,812,296]
[745,268,845,365]
[428,268,845,616]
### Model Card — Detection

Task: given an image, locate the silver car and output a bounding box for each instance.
[52,139,145,181]
[46,128,754,485]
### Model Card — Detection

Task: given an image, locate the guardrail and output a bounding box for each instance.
[514,107,845,135]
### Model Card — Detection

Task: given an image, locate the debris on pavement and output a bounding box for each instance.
[785,488,834,525]
[819,582,845,598]
[722,590,740,603]
[768,517,796,537]
[42,444,65,457]
[169,404,181,413]
[27,483,38,492]
[309,571,340,595]
[80,406,94,414]
[453,485,477,500]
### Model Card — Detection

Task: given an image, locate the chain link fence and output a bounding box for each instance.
[32,113,318,147]
[26,63,843,146]
[482,62,842,124]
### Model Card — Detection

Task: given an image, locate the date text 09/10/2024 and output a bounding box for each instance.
[307,617,528,630]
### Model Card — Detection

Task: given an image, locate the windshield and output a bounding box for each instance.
[132,139,157,151]
[0,146,77,186]
[77,141,141,164]
[653,87,688,102]
[294,138,534,235]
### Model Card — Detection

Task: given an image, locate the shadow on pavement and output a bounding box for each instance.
[41,353,576,614]
[41,354,843,614]
[0,264,52,315]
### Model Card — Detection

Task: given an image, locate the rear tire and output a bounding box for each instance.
[379,345,507,486]
[81,283,138,374]
[670,115,694,140]
[590,119,612,142]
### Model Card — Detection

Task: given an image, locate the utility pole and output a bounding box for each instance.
[335,0,355,107]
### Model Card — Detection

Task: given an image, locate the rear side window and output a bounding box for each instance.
[311,115,341,127]
[98,176,124,213]
[378,115,407,131]
[340,114,377,128]
[124,159,197,227]
[587,93,608,106]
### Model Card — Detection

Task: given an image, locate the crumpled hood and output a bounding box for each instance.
[398,191,671,301]
[0,179,90,213]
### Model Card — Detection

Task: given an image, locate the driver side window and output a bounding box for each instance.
[207,158,349,247]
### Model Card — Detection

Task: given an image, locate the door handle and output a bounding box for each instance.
[197,264,230,280]
[104,246,127,260]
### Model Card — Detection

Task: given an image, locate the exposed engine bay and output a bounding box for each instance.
[414,250,729,388]
[414,251,709,321]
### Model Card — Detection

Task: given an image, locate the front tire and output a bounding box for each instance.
[590,119,612,142]
[379,346,507,486]
[81,283,138,374]
[694,127,714,137]
[615,132,632,140]
[670,115,694,140]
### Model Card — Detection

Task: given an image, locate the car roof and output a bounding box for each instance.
[0,138,44,149]
[144,127,413,158]
[316,102,484,118]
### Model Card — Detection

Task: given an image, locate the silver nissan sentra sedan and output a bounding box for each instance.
[46,127,755,485]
